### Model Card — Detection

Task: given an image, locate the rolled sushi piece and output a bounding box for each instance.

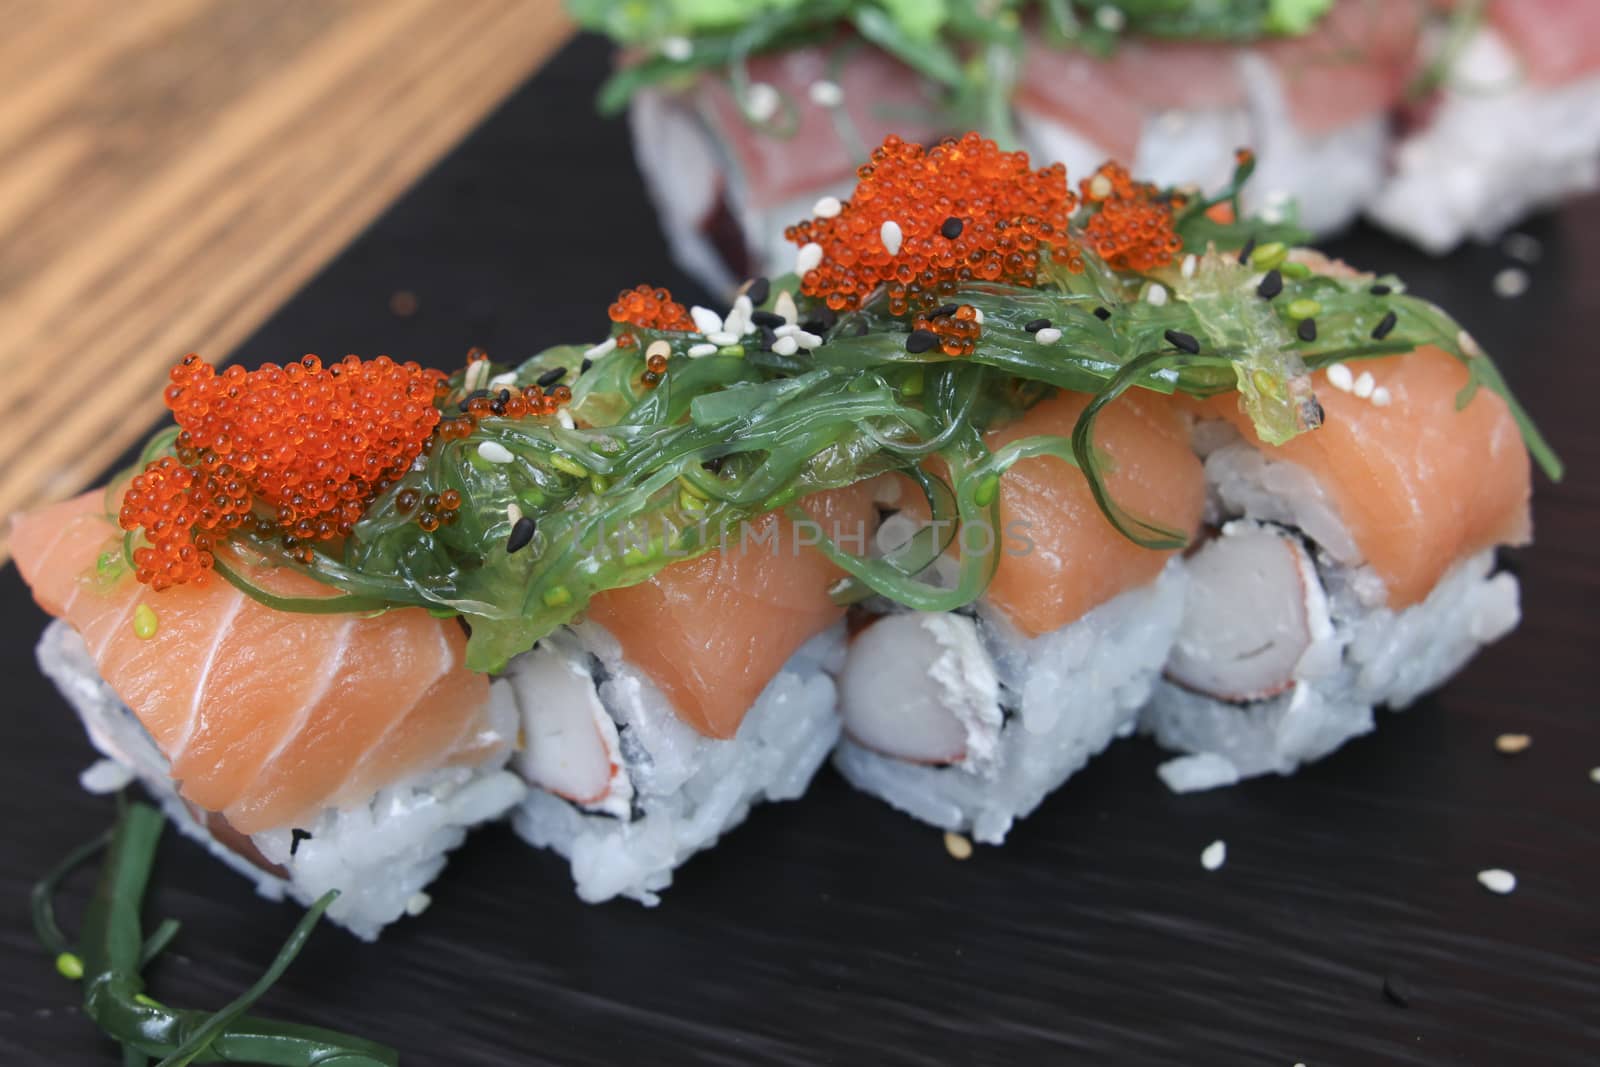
[1367,0,1600,252]
[1144,256,1541,791]
[11,492,525,941]
[506,484,879,904]
[834,389,1203,843]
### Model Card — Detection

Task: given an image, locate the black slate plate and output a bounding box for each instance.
[2,34,1596,1067]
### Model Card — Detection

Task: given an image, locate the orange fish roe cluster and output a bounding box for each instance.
[1078,162,1183,273]
[122,353,446,581]
[785,132,1082,316]
[118,456,252,589]
[913,304,982,357]
[607,284,695,349]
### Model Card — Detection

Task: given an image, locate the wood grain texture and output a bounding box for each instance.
[0,0,572,560]
[0,34,1595,1067]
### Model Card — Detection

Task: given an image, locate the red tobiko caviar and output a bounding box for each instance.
[121,353,446,583]
[912,304,982,357]
[607,284,695,348]
[1078,162,1183,273]
[785,132,1083,316]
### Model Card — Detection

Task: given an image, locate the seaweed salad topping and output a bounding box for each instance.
[112,133,1560,675]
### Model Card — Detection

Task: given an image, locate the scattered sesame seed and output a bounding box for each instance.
[506,516,536,553]
[1258,269,1283,299]
[1371,310,1398,339]
[796,242,824,275]
[583,338,616,360]
[489,371,518,389]
[1353,371,1376,398]
[1492,267,1529,299]
[929,303,959,319]
[972,307,984,324]
[1457,328,1484,358]
[536,366,567,388]
[751,310,785,328]
[706,330,739,346]
[506,503,522,525]
[405,891,432,917]
[1165,329,1200,354]
[880,219,903,257]
[1201,839,1227,871]
[557,408,576,430]
[645,339,672,364]
[1093,306,1111,320]
[808,79,844,108]
[943,831,973,860]
[687,342,718,358]
[796,331,823,350]
[1502,232,1542,264]
[1495,733,1531,755]
[731,292,754,321]
[1034,327,1062,345]
[1237,235,1257,265]
[1181,254,1197,279]
[1024,317,1051,333]
[1146,283,1169,306]
[1327,363,1354,391]
[478,441,514,464]
[1370,386,1392,407]
[940,216,964,239]
[1369,283,1392,295]
[771,335,799,356]
[659,35,692,61]
[813,195,842,219]
[905,329,938,353]
[689,305,723,335]
[743,82,780,122]
[745,276,771,305]
[1477,868,1516,895]
[1589,767,1600,784]
[1297,318,1317,342]
[774,323,801,338]
[290,828,312,856]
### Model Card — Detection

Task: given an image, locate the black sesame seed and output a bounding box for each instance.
[1237,235,1257,265]
[928,303,959,319]
[1257,269,1283,299]
[497,389,511,403]
[1371,310,1398,340]
[1297,317,1318,342]
[580,358,593,374]
[290,828,312,857]
[1164,329,1201,354]
[745,276,771,306]
[758,324,777,350]
[1369,283,1392,295]
[905,329,938,354]
[536,367,567,388]
[702,456,724,474]
[751,309,786,328]
[1093,306,1112,321]
[490,400,506,416]
[1024,317,1052,333]
[1382,973,1410,1009]
[940,216,964,239]
[506,516,536,554]
[465,388,492,403]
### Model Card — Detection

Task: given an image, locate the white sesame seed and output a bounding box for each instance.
[1495,732,1531,754]
[1034,327,1062,345]
[689,305,723,335]
[775,290,799,325]
[797,331,823,350]
[795,242,823,275]
[463,359,491,392]
[743,82,780,123]
[1477,868,1516,894]
[1492,267,1529,299]
[727,294,754,334]
[506,503,523,525]
[812,195,842,218]
[722,308,746,337]
[1353,371,1376,398]
[771,335,799,356]
[1370,386,1392,407]
[1201,839,1227,871]
[645,339,672,362]
[583,338,616,360]
[1146,282,1168,306]
[687,343,717,358]
[972,307,984,324]
[773,323,800,338]
[705,330,739,346]
[1088,173,1113,200]
[404,891,432,917]
[880,219,903,257]
[1181,253,1197,279]
[557,407,575,430]
[659,35,692,62]
[477,441,514,465]
[808,79,843,108]
[489,371,518,389]
[943,831,973,860]
[1502,232,1542,264]
[1589,767,1600,784]
[1326,362,1355,392]
[1095,5,1126,32]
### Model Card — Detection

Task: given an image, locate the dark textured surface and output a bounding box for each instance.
[3,33,1597,1067]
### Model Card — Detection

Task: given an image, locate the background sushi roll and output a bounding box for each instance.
[13,493,526,941]
[834,389,1204,844]
[1146,334,1533,792]
[507,485,879,903]
[1367,0,1600,253]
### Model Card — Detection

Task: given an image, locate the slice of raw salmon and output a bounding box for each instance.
[584,484,879,740]
[11,491,497,834]
[1201,345,1532,608]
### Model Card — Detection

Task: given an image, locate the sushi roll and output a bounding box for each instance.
[1368,0,1600,253]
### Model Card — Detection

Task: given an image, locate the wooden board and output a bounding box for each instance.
[0,0,572,560]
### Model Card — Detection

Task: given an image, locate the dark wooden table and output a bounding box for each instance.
[2,34,1596,1067]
